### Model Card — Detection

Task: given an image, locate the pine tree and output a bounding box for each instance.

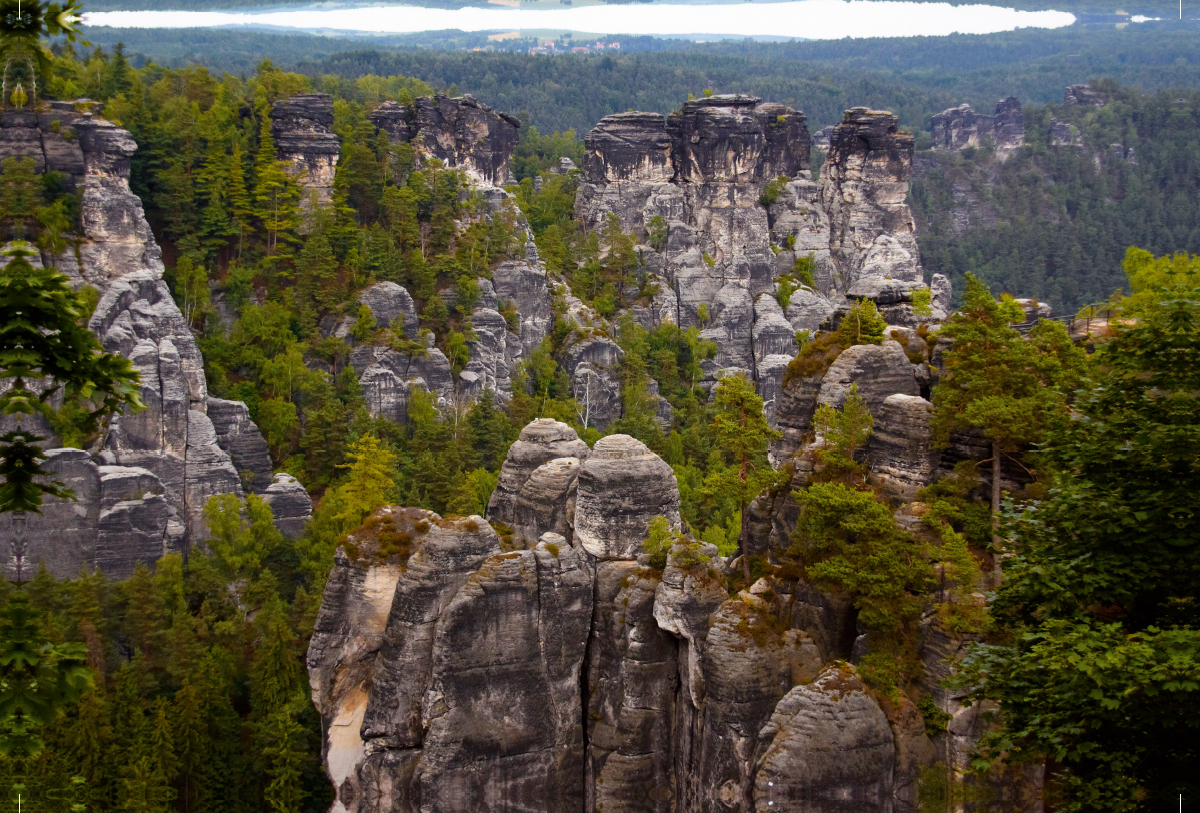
[260,708,307,813]
[959,288,1200,812]
[249,600,299,717]
[931,274,1086,543]
[333,434,397,528]
[253,106,300,265]
[296,231,339,327]
[227,141,254,258]
[171,680,207,813]
[710,374,781,582]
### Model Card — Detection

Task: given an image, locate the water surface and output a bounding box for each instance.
[85,2,1076,40]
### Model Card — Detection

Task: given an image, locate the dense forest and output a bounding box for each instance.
[80,23,1200,133]
[912,79,1200,312]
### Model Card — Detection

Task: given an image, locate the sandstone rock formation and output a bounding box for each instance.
[486,419,591,524]
[308,416,1033,813]
[272,93,340,206]
[930,97,1024,158]
[0,109,307,578]
[368,94,520,186]
[575,99,938,411]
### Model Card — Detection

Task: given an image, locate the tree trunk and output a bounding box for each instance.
[992,439,1002,549]
[740,504,751,584]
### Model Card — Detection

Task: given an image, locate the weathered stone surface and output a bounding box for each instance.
[930,97,1023,159]
[583,111,674,183]
[358,282,418,338]
[72,117,165,283]
[683,595,815,812]
[462,307,515,399]
[572,361,623,432]
[753,293,796,368]
[869,394,939,502]
[207,397,273,493]
[350,344,455,411]
[1064,84,1106,107]
[360,515,504,745]
[1049,119,1082,147]
[586,563,679,812]
[511,456,582,547]
[0,449,99,579]
[412,95,521,186]
[993,96,1026,157]
[821,108,922,293]
[575,434,682,561]
[272,93,340,206]
[414,542,593,812]
[486,419,590,525]
[930,103,996,151]
[308,507,422,813]
[0,109,270,575]
[931,273,952,313]
[817,340,921,414]
[491,259,552,355]
[263,473,313,539]
[753,665,895,813]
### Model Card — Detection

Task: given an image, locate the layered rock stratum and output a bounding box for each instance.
[0,104,308,578]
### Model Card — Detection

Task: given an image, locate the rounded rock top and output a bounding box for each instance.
[518,418,582,444]
[590,434,652,460]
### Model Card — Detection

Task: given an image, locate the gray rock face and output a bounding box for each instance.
[586,562,679,812]
[574,434,682,560]
[491,259,552,356]
[753,665,895,813]
[930,97,1024,159]
[360,515,504,745]
[817,341,921,415]
[930,103,996,151]
[770,340,922,464]
[314,509,593,813]
[993,96,1026,157]
[207,397,274,493]
[358,282,418,338]
[868,394,939,502]
[486,419,591,525]
[368,94,521,186]
[572,361,623,431]
[582,111,674,183]
[1064,84,1106,106]
[413,542,593,812]
[1,109,287,575]
[263,473,313,539]
[350,343,455,414]
[0,449,99,579]
[821,108,922,294]
[308,507,426,813]
[271,93,340,206]
[1049,120,1083,148]
[511,456,582,547]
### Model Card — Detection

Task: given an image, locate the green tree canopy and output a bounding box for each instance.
[959,285,1200,812]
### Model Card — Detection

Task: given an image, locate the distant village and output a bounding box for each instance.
[470,37,622,54]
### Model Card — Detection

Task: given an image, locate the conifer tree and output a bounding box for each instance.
[227,141,254,257]
[253,106,300,265]
[332,433,397,528]
[710,374,780,582]
[932,274,1086,543]
[960,286,1200,812]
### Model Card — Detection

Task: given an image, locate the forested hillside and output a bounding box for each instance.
[81,24,1200,133]
[912,80,1200,312]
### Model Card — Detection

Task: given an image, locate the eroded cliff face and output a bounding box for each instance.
[574,100,945,418]
[0,105,308,579]
[308,418,1037,813]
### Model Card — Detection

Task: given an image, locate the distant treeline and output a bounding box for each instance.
[81,24,1200,133]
